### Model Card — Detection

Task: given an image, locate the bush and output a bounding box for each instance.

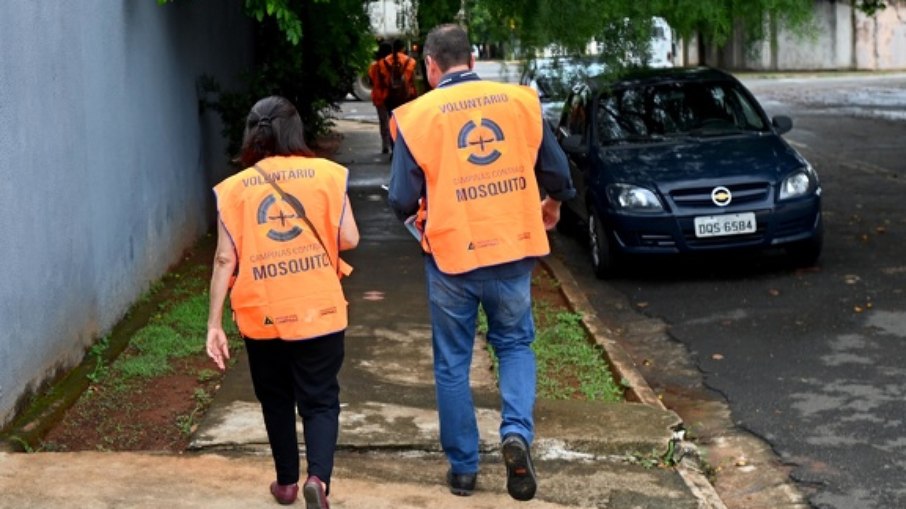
[198,0,373,159]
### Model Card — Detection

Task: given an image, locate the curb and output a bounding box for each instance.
[541,255,729,509]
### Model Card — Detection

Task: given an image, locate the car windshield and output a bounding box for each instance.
[528,58,606,101]
[595,80,769,145]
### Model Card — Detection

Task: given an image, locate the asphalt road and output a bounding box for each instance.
[554,74,906,509]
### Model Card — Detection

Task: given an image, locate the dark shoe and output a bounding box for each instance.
[446,469,477,496]
[502,434,537,501]
[303,476,329,509]
[381,147,389,154]
[270,481,299,505]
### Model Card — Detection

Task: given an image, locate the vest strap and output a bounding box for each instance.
[252,164,339,276]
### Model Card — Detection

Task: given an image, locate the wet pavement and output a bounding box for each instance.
[1,119,730,508]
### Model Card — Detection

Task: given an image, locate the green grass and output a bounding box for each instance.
[89,259,243,441]
[531,302,623,402]
[109,277,240,383]
[481,295,624,402]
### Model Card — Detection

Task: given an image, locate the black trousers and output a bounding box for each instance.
[244,331,345,488]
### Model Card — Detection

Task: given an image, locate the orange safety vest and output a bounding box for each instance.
[391,80,549,274]
[379,53,418,104]
[368,60,388,106]
[214,155,351,340]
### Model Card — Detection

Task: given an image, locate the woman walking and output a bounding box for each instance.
[206,96,359,508]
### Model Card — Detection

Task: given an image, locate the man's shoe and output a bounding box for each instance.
[302,476,330,509]
[269,481,299,505]
[446,469,477,496]
[381,147,390,154]
[502,434,537,501]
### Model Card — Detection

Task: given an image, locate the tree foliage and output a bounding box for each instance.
[160,0,372,158]
[417,0,462,38]
[452,0,890,62]
[856,0,887,16]
[458,0,818,56]
[158,0,892,156]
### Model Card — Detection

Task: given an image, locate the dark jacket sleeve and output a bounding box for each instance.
[387,130,425,221]
[534,121,576,202]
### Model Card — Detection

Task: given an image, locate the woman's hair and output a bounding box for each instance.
[237,96,314,167]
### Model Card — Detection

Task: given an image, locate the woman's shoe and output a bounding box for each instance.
[269,481,299,505]
[303,476,330,509]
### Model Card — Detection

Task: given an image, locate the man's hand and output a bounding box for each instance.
[206,327,231,371]
[541,197,562,231]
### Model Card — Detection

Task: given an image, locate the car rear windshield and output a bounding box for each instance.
[531,59,606,100]
[595,80,769,145]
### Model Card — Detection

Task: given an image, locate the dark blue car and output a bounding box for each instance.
[555,67,823,278]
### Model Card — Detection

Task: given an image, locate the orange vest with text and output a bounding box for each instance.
[214,156,350,340]
[392,80,549,274]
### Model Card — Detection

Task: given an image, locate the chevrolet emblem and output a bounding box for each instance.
[711,186,732,207]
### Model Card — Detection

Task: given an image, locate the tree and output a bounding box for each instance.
[160,0,372,157]
[856,0,887,16]
[455,0,817,59]
[163,0,891,153]
[449,0,890,65]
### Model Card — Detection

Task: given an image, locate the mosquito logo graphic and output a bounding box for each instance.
[457,118,505,165]
[257,194,303,241]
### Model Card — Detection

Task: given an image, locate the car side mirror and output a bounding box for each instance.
[561,134,587,156]
[772,115,793,135]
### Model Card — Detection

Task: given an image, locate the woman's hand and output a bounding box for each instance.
[206,327,231,371]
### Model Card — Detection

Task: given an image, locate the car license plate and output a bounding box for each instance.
[693,212,757,238]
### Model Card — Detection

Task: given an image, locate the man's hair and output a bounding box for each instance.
[392,39,406,53]
[376,40,393,60]
[238,96,313,168]
[424,24,471,73]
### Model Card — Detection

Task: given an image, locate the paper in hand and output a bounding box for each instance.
[404,215,422,241]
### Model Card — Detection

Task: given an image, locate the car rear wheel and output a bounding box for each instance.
[587,207,618,279]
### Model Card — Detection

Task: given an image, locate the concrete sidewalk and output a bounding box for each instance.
[0,119,724,509]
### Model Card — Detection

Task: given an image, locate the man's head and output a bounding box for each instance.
[423,24,474,87]
[377,40,393,60]
[392,39,406,53]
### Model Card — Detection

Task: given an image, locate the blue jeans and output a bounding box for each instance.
[424,257,537,475]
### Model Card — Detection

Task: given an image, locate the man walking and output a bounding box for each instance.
[379,39,418,113]
[387,23,574,501]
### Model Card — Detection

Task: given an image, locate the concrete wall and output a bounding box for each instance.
[685,0,906,71]
[0,0,253,426]
[854,2,906,69]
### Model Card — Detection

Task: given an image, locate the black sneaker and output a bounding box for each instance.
[502,434,537,501]
[446,469,477,496]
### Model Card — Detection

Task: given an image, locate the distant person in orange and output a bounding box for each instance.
[206,96,359,509]
[368,41,394,154]
[379,39,418,113]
